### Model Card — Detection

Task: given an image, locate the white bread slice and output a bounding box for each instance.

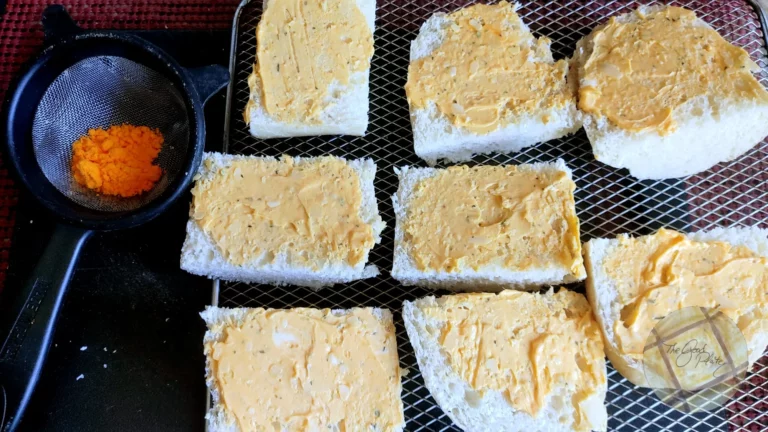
[583,226,768,387]
[180,152,385,289]
[573,5,768,180]
[407,3,581,165]
[201,306,404,432]
[244,0,376,138]
[402,289,608,432]
[391,158,586,291]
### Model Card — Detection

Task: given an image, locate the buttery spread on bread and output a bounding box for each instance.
[191,156,374,267]
[404,1,573,134]
[245,0,373,123]
[403,165,584,275]
[578,6,768,135]
[422,290,605,430]
[208,308,403,431]
[603,228,768,360]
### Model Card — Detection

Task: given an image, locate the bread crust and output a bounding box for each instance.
[583,241,647,386]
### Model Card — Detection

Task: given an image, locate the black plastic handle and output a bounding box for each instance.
[184,65,230,105]
[0,224,91,432]
[41,5,81,46]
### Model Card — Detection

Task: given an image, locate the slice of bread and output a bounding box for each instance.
[403,289,608,432]
[180,152,385,289]
[391,159,586,291]
[243,0,376,138]
[573,5,768,179]
[201,306,404,432]
[405,2,581,165]
[584,226,768,387]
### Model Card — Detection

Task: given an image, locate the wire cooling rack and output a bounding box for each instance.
[215,0,768,430]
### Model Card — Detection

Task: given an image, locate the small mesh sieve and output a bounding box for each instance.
[1,7,229,430]
[31,55,190,212]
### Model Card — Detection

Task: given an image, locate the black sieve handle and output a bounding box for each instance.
[0,224,91,432]
[41,5,81,46]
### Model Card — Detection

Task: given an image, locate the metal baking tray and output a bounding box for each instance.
[214,0,768,430]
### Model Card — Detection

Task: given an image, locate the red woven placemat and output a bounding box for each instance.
[0,0,240,295]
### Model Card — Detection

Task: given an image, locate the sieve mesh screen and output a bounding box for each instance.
[32,56,190,212]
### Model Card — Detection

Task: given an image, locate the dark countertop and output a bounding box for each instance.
[3,29,230,432]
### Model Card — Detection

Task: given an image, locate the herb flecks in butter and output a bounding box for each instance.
[603,228,768,360]
[422,290,606,431]
[578,6,768,135]
[191,156,374,268]
[207,308,403,431]
[403,164,584,275]
[249,0,374,123]
[405,1,574,134]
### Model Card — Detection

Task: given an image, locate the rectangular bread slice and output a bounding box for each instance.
[405,1,581,165]
[391,159,586,291]
[244,0,376,138]
[573,5,768,179]
[201,306,405,432]
[180,152,385,289]
[403,289,608,432]
[584,226,768,387]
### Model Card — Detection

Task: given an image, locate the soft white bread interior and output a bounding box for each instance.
[407,2,581,165]
[573,5,768,179]
[583,226,768,387]
[402,289,608,432]
[391,158,585,291]
[180,152,385,289]
[201,306,404,432]
[244,0,376,138]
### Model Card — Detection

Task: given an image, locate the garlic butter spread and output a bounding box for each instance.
[578,6,768,135]
[207,308,403,431]
[422,290,605,431]
[247,0,373,123]
[404,1,573,134]
[403,165,584,275]
[191,156,374,267]
[603,229,768,360]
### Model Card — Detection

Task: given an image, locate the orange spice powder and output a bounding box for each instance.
[71,125,164,198]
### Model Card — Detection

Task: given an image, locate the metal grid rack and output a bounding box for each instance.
[217,0,768,430]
